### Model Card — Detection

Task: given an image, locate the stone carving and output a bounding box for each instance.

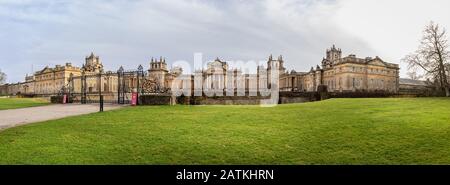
[142,77,169,93]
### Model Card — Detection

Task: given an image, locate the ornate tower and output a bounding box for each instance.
[267,54,285,72]
[267,54,286,89]
[148,56,169,89]
[149,56,168,72]
[326,45,342,62]
[83,52,103,73]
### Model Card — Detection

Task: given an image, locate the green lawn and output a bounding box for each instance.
[0,98,49,110]
[0,98,449,164]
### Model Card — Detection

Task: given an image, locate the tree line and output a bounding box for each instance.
[403,22,450,97]
[0,69,6,85]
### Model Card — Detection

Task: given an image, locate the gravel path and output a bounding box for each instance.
[0,104,124,130]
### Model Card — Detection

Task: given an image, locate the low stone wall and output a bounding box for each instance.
[176,92,321,105]
[279,92,321,104]
[279,96,311,104]
[186,96,272,105]
[50,90,434,105]
[50,90,430,106]
[139,95,173,105]
[329,91,396,98]
[69,93,120,103]
[50,95,73,104]
[139,92,321,105]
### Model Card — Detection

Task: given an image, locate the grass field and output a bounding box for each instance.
[0,98,49,110]
[0,98,449,164]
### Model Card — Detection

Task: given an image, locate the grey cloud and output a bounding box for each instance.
[0,0,375,83]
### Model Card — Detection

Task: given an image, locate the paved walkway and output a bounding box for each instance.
[0,104,124,130]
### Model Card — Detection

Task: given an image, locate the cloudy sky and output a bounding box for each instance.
[1,0,450,83]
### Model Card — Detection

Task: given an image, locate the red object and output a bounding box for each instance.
[62,94,67,104]
[131,92,138,106]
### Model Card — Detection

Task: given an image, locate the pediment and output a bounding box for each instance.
[368,58,386,67]
[211,61,223,66]
[40,67,53,73]
[208,60,227,70]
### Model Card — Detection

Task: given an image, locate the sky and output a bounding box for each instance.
[1,0,450,83]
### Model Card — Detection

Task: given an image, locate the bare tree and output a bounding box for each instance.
[0,69,6,85]
[406,71,423,80]
[446,64,450,80]
[403,22,450,96]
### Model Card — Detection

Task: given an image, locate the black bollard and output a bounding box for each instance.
[100,95,104,112]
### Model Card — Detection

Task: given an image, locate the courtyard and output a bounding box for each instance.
[0,98,449,164]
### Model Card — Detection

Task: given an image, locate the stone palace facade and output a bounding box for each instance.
[279,45,400,93]
[0,45,400,96]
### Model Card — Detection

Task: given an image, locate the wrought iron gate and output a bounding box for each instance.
[117,65,145,104]
[68,65,145,104]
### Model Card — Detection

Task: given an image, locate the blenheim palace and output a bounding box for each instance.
[0,45,400,96]
[280,45,399,92]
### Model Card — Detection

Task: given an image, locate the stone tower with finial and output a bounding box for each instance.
[148,56,169,88]
[322,45,342,69]
[266,54,286,89]
[326,44,342,62]
[149,56,168,72]
[83,52,103,73]
[267,54,286,74]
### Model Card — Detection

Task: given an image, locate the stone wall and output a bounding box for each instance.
[177,93,320,105]
[398,84,434,97]
[136,92,322,106]
[279,96,312,104]
[50,95,73,104]
[329,90,395,98]
[70,92,119,103]
[139,95,173,105]
[278,91,321,104]
[185,96,272,105]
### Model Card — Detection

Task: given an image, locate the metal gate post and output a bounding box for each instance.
[137,65,144,105]
[81,72,86,104]
[100,95,104,112]
[98,72,102,107]
[117,66,124,104]
[69,73,74,103]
